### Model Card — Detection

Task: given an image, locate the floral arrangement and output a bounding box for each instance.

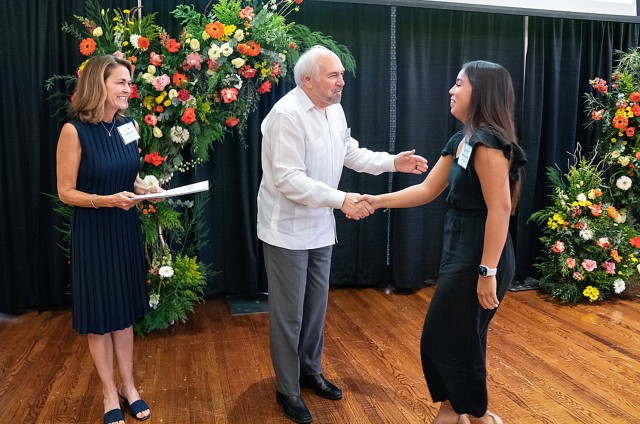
[530,153,640,303]
[47,0,355,333]
[584,48,640,215]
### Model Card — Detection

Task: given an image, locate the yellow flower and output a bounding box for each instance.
[163,99,172,107]
[143,96,155,110]
[582,286,600,302]
[224,24,237,37]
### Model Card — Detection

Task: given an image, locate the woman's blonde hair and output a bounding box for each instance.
[68,55,132,124]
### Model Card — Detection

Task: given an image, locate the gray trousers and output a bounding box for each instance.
[263,242,333,396]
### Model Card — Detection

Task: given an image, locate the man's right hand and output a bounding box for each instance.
[341,192,374,220]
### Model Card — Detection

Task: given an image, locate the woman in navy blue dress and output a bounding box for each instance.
[57,55,159,424]
[365,61,526,424]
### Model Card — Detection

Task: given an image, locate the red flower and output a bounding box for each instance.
[144,152,165,166]
[129,84,140,99]
[165,38,181,53]
[220,87,239,103]
[294,0,303,4]
[633,104,640,116]
[630,236,640,248]
[144,114,158,127]
[181,107,196,125]
[257,80,272,94]
[629,92,640,103]
[79,38,96,56]
[177,89,191,102]
[238,65,257,78]
[225,116,240,127]
[626,127,635,137]
[172,72,188,88]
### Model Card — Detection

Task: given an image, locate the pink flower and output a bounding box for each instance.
[184,52,204,71]
[152,74,170,91]
[238,6,254,21]
[572,272,583,281]
[552,241,565,253]
[220,87,239,103]
[144,114,158,127]
[225,116,240,127]
[595,237,610,249]
[591,109,604,121]
[602,261,616,275]
[149,52,163,67]
[566,258,576,268]
[113,50,125,59]
[588,204,602,217]
[581,259,597,272]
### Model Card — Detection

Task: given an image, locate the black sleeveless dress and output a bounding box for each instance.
[420,128,526,417]
[70,118,149,335]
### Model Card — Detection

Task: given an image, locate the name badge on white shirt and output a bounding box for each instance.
[458,142,472,169]
[344,127,351,145]
[117,122,139,145]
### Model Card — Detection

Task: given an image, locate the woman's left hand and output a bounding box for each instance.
[477,276,500,309]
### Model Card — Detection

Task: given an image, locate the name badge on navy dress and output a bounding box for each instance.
[117,122,139,145]
[458,142,472,169]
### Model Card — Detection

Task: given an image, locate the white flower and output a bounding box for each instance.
[234,29,244,42]
[149,293,160,309]
[616,176,632,191]
[278,53,286,62]
[168,89,178,99]
[142,175,159,190]
[153,126,163,138]
[190,39,201,51]
[130,34,141,48]
[208,44,222,60]
[202,30,210,41]
[231,57,245,69]
[170,126,190,144]
[93,27,103,37]
[618,156,631,166]
[613,279,626,294]
[159,266,174,278]
[147,65,157,75]
[221,43,233,57]
[579,229,593,240]
[614,210,627,224]
[576,193,587,203]
[611,150,621,159]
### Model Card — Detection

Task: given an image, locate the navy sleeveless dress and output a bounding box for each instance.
[70,118,149,335]
[420,128,526,417]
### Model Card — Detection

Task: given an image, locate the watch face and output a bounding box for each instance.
[479,265,488,276]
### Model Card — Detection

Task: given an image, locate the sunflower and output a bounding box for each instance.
[79,37,97,56]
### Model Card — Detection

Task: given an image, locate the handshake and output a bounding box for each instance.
[341,192,378,220]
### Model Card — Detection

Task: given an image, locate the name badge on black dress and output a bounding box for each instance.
[117,122,139,145]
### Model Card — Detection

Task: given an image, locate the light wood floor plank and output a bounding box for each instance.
[1,287,638,423]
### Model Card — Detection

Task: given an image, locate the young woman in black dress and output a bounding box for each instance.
[364,60,526,424]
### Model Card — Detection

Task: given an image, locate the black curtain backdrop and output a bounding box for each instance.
[2,0,640,313]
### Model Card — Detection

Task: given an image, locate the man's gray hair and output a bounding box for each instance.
[293,45,336,87]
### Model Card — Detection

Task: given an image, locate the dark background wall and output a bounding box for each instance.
[1,0,639,313]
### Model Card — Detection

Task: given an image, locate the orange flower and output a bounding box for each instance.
[137,36,150,50]
[258,80,272,94]
[181,107,197,125]
[236,43,250,55]
[612,115,629,130]
[144,151,165,166]
[606,206,618,219]
[246,41,261,57]
[79,38,96,56]
[205,22,225,39]
[172,72,188,88]
[610,249,622,263]
[629,92,640,102]
[128,55,138,64]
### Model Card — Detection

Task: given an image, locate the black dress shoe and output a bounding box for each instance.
[276,392,313,424]
[299,373,343,400]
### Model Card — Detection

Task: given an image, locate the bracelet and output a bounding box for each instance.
[90,194,98,209]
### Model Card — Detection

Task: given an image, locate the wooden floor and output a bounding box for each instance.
[1,287,639,424]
